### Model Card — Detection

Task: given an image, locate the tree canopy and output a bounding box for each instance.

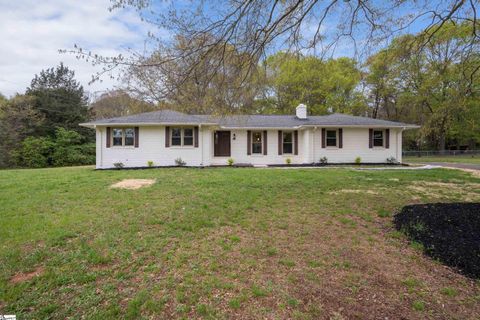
[261,53,366,115]
[26,63,89,136]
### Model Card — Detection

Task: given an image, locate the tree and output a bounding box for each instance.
[70,1,479,97]
[261,53,366,115]
[124,36,263,114]
[366,22,480,150]
[0,95,44,167]
[0,93,7,105]
[89,90,158,120]
[26,63,90,137]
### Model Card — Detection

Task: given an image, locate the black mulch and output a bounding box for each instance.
[394,203,480,279]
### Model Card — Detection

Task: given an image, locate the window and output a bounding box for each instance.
[252,131,262,154]
[171,127,194,147]
[124,128,135,146]
[112,129,123,146]
[283,132,293,154]
[183,128,194,146]
[171,128,182,146]
[112,128,134,147]
[326,130,337,147]
[373,130,384,147]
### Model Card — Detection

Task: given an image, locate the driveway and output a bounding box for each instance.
[421,162,480,171]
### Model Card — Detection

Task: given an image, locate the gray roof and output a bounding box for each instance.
[80,109,419,128]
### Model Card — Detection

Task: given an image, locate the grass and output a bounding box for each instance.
[0,166,479,319]
[404,154,480,164]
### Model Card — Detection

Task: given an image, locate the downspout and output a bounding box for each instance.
[312,127,317,164]
[96,125,102,169]
[398,127,405,162]
[200,124,203,166]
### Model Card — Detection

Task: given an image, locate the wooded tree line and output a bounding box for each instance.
[0,64,95,168]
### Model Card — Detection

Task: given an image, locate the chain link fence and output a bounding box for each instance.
[403,150,480,157]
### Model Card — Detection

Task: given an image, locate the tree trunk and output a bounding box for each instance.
[438,133,446,153]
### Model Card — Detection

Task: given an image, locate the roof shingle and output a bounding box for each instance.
[81,109,419,128]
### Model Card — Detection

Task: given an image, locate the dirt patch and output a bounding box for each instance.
[395,203,480,278]
[329,189,379,195]
[407,181,480,201]
[110,179,156,190]
[10,266,44,284]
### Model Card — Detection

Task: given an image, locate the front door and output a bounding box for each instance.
[214,131,231,157]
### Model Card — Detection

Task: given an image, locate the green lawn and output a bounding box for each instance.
[1,166,479,319]
[404,154,480,164]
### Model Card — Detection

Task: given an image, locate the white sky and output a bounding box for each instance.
[0,0,150,98]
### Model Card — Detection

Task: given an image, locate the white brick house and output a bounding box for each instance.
[80,104,418,169]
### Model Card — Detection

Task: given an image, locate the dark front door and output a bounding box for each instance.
[214,131,231,157]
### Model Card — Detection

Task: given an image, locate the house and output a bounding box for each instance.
[80,104,419,169]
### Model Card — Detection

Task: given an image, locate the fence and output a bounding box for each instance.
[403,150,480,157]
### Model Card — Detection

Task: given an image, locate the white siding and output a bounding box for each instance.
[210,129,302,166]
[312,127,401,163]
[95,125,403,168]
[96,126,212,169]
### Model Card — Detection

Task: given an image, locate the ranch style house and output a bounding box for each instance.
[80,104,419,169]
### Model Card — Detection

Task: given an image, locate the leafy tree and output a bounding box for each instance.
[26,63,90,137]
[262,53,366,115]
[0,93,7,105]
[0,95,44,167]
[366,22,480,150]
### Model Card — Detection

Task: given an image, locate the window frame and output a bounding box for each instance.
[111,127,135,147]
[325,129,338,148]
[373,129,385,148]
[251,131,263,154]
[170,127,195,147]
[282,131,294,155]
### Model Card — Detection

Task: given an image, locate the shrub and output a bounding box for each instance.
[319,156,328,164]
[354,156,361,165]
[13,127,94,168]
[51,128,95,166]
[175,157,186,166]
[14,136,54,168]
[285,158,292,165]
[113,162,124,169]
[147,161,154,167]
[227,158,234,166]
[386,156,398,164]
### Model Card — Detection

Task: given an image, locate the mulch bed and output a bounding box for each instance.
[394,203,480,278]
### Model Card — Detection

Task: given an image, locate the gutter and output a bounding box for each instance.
[79,122,218,128]
[80,123,420,130]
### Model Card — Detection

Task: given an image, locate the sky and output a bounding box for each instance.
[0,0,436,99]
[0,0,150,98]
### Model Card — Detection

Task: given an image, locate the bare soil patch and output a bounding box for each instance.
[10,266,44,284]
[329,189,379,195]
[110,179,156,190]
